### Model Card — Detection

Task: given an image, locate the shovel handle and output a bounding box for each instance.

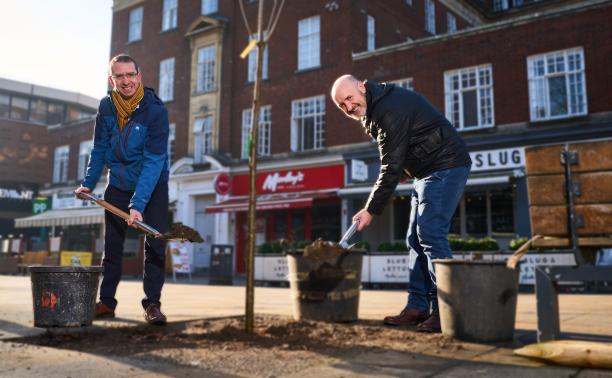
[77,191,162,237]
[339,221,360,249]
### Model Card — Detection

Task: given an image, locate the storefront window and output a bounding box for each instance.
[0,93,9,118]
[491,188,514,233]
[465,191,487,235]
[291,208,305,241]
[274,210,288,240]
[312,202,340,241]
[393,196,411,240]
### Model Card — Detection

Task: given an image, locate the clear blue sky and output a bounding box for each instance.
[0,0,113,99]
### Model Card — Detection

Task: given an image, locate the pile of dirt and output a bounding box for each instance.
[303,239,346,260]
[10,315,466,377]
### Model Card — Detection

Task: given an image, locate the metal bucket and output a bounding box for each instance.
[29,266,103,328]
[434,260,519,342]
[287,251,364,322]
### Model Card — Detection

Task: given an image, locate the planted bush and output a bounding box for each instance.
[509,237,529,251]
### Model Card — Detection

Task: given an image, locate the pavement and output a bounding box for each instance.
[1,274,612,377]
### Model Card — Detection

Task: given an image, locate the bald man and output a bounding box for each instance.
[331,75,472,332]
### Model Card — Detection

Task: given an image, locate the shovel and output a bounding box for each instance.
[77,191,203,242]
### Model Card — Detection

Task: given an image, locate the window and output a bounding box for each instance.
[196,45,216,92]
[241,106,271,159]
[53,145,69,183]
[193,116,213,163]
[168,123,176,166]
[29,99,47,124]
[291,95,325,152]
[201,0,218,15]
[389,78,414,91]
[162,0,178,31]
[47,102,64,125]
[447,12,457,33]
[297,16,320,71]
[128,6,143,42]
[247,34,269,82]
[367,15,375,51]
[0,93,9,118]
[493,0,509,11]
[405,0,413,6]
[425,0,436,34]
[465,191,487,235]
[159,57,175,102]
[66,106,93,122]
[10,96,28,121]
[78,141,93,180]
[527,47,586,121]
[445,65,494,130]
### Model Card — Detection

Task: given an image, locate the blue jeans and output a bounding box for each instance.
[100,182,169,311]
[406,165,470,313]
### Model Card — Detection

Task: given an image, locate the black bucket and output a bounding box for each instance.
[434,260,519,342]
[29,266,104,328]
[286,251,364,322]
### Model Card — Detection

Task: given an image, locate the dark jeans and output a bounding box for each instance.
[406,165,470,313]
[99,182,169,310]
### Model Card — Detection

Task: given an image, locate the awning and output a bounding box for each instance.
[15,207,105,228]
[206,192,334,213]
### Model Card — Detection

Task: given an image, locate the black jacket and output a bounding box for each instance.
[362,81,471,215]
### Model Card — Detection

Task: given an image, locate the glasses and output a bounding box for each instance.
[111,72,138,81]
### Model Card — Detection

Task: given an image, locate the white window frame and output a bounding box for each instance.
[241,106,272,159]
[196,45,216,93]
[527,47,587,121]
[193,116,213,163]
[53,145,70,183]
[444,64,495,130]
[201,0,218,15]
[247,34,269,82]
[291,95,325,152]
[128,6,143,42]
[447,12,457,33]
[77,141,93,181]
[297,16,321,71]
[159,57,175,102]
[168,123,176,166]
[367,15,375,51]
[425,0,436,34]
[389,77,414,91]
[162,0,178,31]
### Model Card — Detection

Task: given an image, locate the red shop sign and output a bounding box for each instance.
[232,165,344,196]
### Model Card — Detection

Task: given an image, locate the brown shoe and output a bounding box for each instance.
[94,302,115,319]
[144,304,167,325]
[417,310,441,333]
[383,308,429,326]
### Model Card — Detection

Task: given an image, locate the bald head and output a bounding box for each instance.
[330,75,367,121]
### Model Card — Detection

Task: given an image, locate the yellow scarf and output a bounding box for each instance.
[111,83,144,131]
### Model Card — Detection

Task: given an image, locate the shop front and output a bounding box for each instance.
[206,163,345,273]
[340,146,530,251]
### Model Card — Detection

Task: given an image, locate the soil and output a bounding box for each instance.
[9,315,470,377]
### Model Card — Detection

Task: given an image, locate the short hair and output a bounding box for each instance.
[108,54,140,74]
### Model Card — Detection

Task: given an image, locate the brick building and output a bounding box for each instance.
[0,78,97,250]
[64,0,611,273]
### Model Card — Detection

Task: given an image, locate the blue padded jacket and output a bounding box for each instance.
[82,87,169,213]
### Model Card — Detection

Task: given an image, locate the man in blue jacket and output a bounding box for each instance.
[75,54,170,325]
[331,75,471,332]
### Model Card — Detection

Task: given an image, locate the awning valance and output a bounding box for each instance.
[206,192,335,213]
[15,207,105,228]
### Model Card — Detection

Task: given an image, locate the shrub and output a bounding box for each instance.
[293,239,312,250]
[509,236,529,251]
[377,242,394,252]
[351,241,370,251]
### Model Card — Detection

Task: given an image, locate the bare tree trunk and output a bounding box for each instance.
[245,0,265,334]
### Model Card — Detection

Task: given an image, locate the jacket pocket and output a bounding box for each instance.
[411,128,443,159]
